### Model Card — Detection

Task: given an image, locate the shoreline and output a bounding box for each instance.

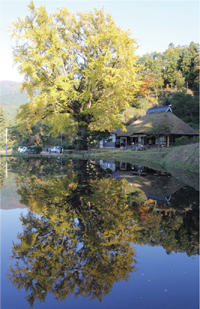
[1,143,199,173]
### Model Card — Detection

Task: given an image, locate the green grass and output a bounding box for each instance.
[83,144,199,172]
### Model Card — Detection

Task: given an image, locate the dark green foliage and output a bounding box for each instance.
[163,45,182,88]
[191,136,199,144]
[175,135,199,146]
[178,42,199,91]
[9,121,67,150]
[155,42,199,91]
[73,129,112,150]
[160,91,199,130]
[64,144,74,150]
[138,43,199,95]
[27,146,43,154]
[175,136,189,146]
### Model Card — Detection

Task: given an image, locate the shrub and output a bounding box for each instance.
[175,136,199,146]
[190,136,199,144]
[175,136,189,146]
[64,144,74,150]
[27,146,43,154]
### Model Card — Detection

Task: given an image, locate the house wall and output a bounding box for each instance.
[100,134,116,148]
[114,132,198,149]
[155,136,167,146]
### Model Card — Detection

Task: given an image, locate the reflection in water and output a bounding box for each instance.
[0,157,6,189]
[102,160,199,208]
[130,190,199,256]
[7,160,139,307]
[4,158,199,307]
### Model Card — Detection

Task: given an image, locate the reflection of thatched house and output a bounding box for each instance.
[129,174,184,203]
[117,106,198,148]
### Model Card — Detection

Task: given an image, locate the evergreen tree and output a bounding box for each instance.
[179,42,199,91]
[163,45,182,88]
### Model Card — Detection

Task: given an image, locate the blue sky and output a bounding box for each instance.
[0,0,199,82]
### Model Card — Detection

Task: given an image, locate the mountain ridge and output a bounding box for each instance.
[0,80,28,121]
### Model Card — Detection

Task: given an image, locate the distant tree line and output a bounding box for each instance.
[138,42,199,93]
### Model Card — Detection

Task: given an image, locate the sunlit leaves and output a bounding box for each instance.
[10,2,141,140]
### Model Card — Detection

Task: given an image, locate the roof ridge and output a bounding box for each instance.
[146,105,172,115]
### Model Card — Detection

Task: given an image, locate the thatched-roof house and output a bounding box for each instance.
[117,106,198,148]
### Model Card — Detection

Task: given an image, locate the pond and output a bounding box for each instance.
[1,157,199,309]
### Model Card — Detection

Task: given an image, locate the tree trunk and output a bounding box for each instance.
[75,125,88,150]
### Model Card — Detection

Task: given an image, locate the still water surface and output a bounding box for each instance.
[1,157,199,309]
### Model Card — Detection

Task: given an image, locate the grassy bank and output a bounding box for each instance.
[86,143,199,172]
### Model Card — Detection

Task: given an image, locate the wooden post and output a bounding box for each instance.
[167,135,169,147]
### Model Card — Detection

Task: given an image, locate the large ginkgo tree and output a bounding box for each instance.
[10,1,141,149]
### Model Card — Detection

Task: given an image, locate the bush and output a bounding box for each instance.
[190,136,199,144]
[175,136,199,146]
[64,144,74,150]
[175,136,189,146]
[27,146,43,154]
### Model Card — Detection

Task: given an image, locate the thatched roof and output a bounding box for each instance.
[117,112,199,137]
[128,174,184,198]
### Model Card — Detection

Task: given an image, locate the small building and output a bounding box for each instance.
[117,106,198,148]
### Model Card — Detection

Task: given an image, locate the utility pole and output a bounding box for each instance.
[6,157,8,179]
[6,128,8,178]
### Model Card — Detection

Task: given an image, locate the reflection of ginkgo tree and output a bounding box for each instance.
[7,168,140,307]
[10,156,72,178]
